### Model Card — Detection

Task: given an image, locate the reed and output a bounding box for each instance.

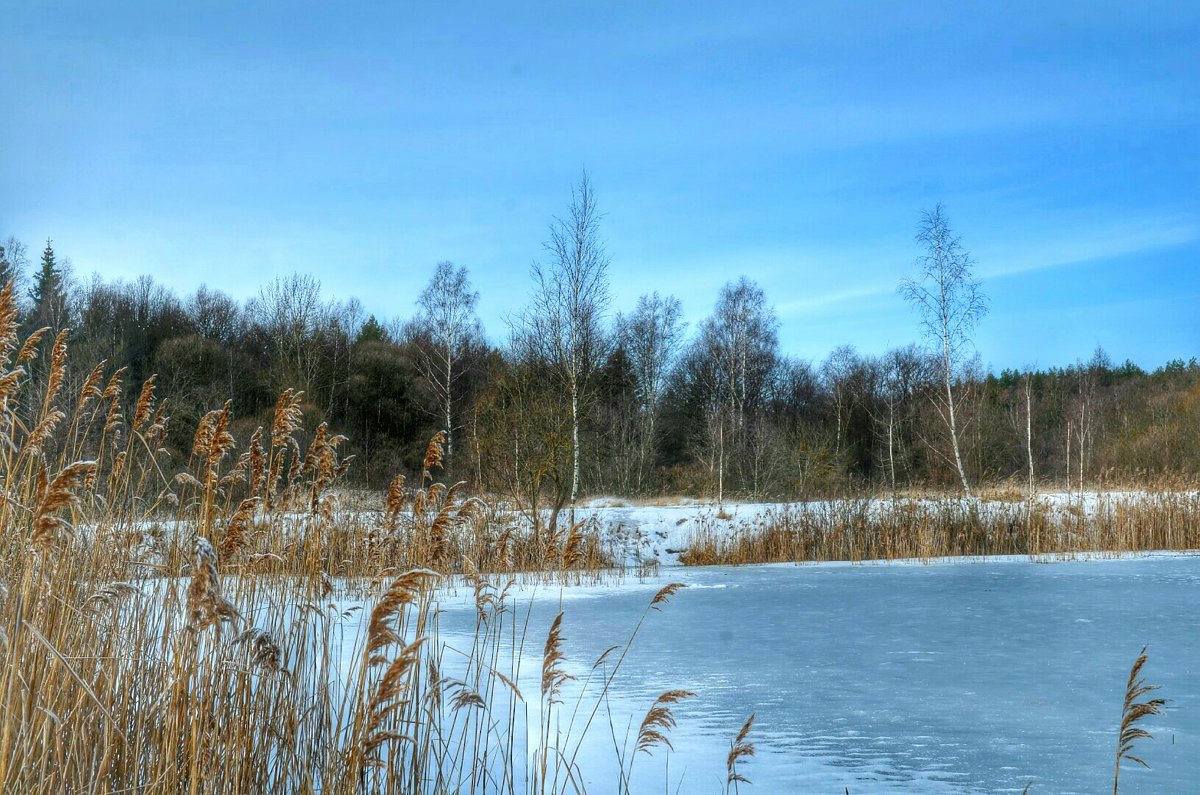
[681,493,1200,566]
[1113,645,1166,794]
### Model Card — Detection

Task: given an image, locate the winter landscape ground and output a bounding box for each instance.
[5,5,1198,792]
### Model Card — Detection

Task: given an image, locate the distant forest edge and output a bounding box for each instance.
[1,210,1196,502]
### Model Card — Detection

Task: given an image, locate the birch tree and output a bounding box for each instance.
[868,344,931,493]
[518,173,611,508]
[688,278,779,503]
[899,204,987,496]
[411,261,482,464]
[618,292,684,492]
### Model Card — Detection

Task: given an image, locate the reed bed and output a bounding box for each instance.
[679,492,1200,565]
[0,281,706,793]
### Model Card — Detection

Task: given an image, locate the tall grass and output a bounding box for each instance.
[0,282,700,793]
[680,493,1200,565]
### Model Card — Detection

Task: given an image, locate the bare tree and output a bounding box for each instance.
[516,173,611,509]
[821,344,860,459]
[868,344,931,493]
[688,277,779,503]
[249,273,331,398]
[1020,369,1036,498]
[0,236,28,296]
[410,261,482,464]
[618,292,684,492]
[900,204,987,496]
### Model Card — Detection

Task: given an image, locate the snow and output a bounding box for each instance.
[574,492,1198,566]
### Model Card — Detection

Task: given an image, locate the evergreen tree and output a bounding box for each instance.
[29,238,68,330]
[357,314,387,344]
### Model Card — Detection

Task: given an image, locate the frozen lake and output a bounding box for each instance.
[430,554,1200,793]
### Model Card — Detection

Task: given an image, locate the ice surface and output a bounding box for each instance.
[417,554,1200,793]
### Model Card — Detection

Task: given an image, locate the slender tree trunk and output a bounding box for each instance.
[945,366,970,497]
[939,299,971,496]
[570,378,580,510]
[717,415,725,506]
[1065,421,1072,495]
[471,406,482,490]
[1025,379,1035,499]
[444,344,453,462]
[1078,401,1087,493]
[887,400,897,493]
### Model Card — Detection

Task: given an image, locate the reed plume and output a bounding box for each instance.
[0,282,19,363]
[1113,645,1166,794]
[31,460,96,555]
[421,430,446,484]
[233,627,287,676]
[43,329,70,407]
[360,636,428,764]
[218,497,260,562]
[541,611,574,706]
[271,388,304,448]
[131,374,157,432]
[15,326,51,364]
[75,360,105,412]
[726,713,756,792]
[635,690,695,755]
[366,569,440,664]
[185,536,240,632]
[650,582,687,611]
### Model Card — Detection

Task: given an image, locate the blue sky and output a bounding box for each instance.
[2,1,1196,370]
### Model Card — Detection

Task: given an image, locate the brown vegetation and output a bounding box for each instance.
[680,493,1200,565]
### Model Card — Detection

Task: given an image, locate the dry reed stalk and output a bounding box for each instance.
[83,582,142,609]
[562,521,585,570]
[185,536,240,632]
[271,388,304,448]
[131,375,157,433]
[30,460,96,556]
[443,479,468,505]
[15,326,51,364]
[650,582,686,611]
[232,627,287,676]
[360,636,428,763]
[428,503,457,565]
[385,474,407,520]
[540,611,574,707]
[1113,645,1166,794]
[218,498,260,562]
[422,430,446,484]
[635,690,695,755]
[0,282,19,362]
[366,569,440,664]
[248,426,266,497]
[726,713,755,792]
[203,401,235,487]
[42,329,69,408]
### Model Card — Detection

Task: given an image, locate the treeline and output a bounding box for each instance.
[2,218,1196,505]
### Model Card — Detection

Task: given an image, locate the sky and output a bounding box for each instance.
[2,1,1197,371]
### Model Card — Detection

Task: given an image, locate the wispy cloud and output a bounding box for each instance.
[977,213,1200,280]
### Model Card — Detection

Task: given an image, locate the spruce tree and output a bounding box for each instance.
[29,238,67,330]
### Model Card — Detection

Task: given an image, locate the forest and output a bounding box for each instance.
[1,215,1196,508]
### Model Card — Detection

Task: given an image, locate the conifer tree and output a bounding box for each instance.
[28,238,68,331]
